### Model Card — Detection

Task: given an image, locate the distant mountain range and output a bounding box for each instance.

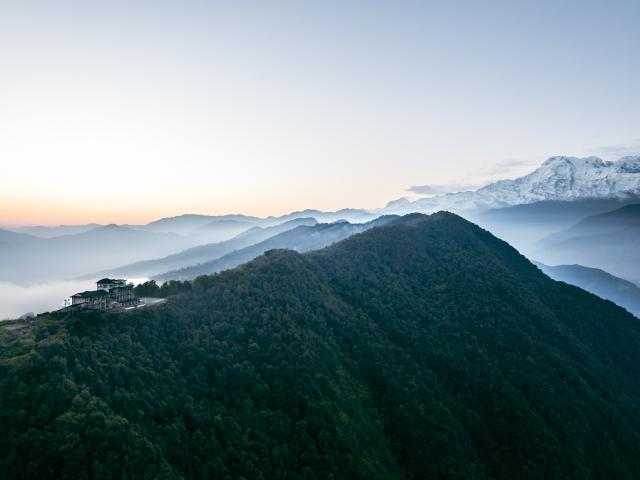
[2,154,640,287]
[94,217,319,279]
[142,214,262,236]
[533,204,640,284]
[10,155,639,239]
[0,225,197,283]
[536,262,640,318]
[538,203,640,244]
[155,216,397,281]
[10,224,102,238]
[468,198,639,250]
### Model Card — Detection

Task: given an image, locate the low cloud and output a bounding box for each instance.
[477,158,541,178]
[590,140,640,159]
[0,279,95,320]
[408,158,541,198]
[408,185,443,195]
[407,183,478,197]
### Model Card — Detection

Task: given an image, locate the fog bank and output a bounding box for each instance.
[0,280,96,320]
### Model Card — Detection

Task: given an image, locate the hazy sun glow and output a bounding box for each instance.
[1,1,639,226]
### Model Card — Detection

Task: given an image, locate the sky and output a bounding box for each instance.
[1,0,639,226]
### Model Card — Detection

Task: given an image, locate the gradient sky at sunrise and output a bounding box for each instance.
[1,0,639,226]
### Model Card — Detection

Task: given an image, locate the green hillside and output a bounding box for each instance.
[2,212,640,479]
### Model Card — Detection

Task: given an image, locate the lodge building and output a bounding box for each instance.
[63,278,138,311]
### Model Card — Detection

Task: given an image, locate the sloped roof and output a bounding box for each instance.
[96,278,124,285]
[72,290,108,299]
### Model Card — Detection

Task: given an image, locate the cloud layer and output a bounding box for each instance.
[407,183,478,196]
[0,280,95,320]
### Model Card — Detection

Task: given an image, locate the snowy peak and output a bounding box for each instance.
[478,155,640,206]
[388,155,640,214]
[540,155,610,169]
[617,156,640,174]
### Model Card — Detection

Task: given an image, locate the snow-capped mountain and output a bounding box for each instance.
[388,155,640,214]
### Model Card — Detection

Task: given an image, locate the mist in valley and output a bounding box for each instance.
[0,279,96,320]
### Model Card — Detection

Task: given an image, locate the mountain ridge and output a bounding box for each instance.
[535,262,640,318]
[155,216,398,281]
[534,204,640,283]
[90,217,319,279]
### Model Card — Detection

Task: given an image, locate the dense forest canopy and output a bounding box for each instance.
[2,212,640,479]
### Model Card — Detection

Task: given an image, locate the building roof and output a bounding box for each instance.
[72,290,108,299]
[96,278,125,285]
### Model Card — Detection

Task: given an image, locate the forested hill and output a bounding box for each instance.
[2,212,640,479]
